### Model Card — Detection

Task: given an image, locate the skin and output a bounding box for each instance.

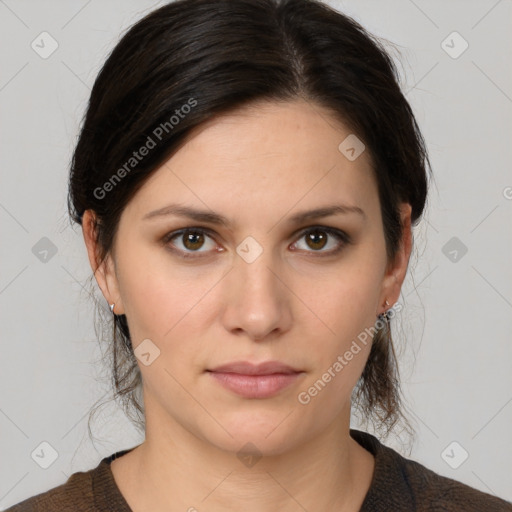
[82,98,412,512]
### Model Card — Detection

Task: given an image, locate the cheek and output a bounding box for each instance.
[296,279,377,414]
[308,259,383,344]
[115,244,220,348]
[295,250,384,395]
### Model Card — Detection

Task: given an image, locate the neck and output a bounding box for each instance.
[112,399,375,512]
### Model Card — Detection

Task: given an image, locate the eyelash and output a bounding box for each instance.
[161,226,352,260]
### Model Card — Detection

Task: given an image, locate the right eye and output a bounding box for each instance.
[162,228,221,259]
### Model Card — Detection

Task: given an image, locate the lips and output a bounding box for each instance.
[207,360,301,376]
[206,361,305,399]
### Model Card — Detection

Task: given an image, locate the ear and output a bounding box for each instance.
[82,209,125,315]
[377,202,412,316]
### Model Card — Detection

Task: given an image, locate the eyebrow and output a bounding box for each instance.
[142,202,366,226]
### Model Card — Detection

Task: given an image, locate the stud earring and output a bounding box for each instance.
[377,299,391,322]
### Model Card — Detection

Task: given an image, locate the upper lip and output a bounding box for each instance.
[208,361,301,375]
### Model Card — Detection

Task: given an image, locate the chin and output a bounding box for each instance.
[198,409,309,458]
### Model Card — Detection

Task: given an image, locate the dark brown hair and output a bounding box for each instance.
[67,0,431,444]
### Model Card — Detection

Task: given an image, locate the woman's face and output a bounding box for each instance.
[84,99,411,455]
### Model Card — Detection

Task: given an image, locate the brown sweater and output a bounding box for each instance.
[5,429,512,511]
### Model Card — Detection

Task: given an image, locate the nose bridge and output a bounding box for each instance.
[234,237,282,303]
[235,251,279,300]
[223,236,290,339]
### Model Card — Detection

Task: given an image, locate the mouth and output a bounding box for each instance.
[208,360,301,375]
[206,360,305,399]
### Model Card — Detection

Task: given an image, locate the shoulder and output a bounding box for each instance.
[3,469,96,512]
[397,452,512,511]
[3,449,133,512]
[351,429,512,512]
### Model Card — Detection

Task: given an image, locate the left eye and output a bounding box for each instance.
[163,226,350,258]
[292,227,349,254]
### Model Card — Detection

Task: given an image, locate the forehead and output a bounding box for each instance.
[123,99,378,226]
[180,99,365,167]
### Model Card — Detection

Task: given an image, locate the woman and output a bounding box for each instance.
[6,0,511,510]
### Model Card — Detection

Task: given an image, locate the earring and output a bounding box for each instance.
[109,303,115,314]
[377,299,391,322]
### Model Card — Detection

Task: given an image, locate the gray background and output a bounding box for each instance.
[1,0,511,508]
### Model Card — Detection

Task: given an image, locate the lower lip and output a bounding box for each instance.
[207,371,304,398]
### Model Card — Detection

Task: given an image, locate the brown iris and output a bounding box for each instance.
[305,229,328,251]
[183,231,205,251]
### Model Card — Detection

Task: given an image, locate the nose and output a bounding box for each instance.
[220,247,293,342]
